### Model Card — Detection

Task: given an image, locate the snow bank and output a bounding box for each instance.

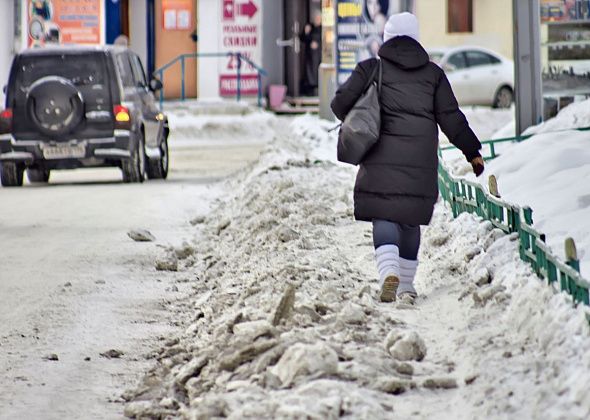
[439,107,514,146]
[123,114,590,419]
[167,101,277,145]
[525,98,590,135]
[444,100,590,275]
[482,131,590,274]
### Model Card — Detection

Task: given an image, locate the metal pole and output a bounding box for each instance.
[236,53,242,103]
[513,0,543,135]
[318,0,337,121]
[159,71,164,111]
[257,72,262,108]
[181,56,186,101]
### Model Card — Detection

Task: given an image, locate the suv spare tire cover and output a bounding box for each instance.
[26,76,84,137]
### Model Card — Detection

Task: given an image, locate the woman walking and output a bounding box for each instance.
[331,13,485,303]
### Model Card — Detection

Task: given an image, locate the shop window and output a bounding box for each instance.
[448,0,473,33]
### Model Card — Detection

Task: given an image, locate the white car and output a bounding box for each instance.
[428,46,514,108]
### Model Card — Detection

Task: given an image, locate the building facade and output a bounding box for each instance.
[417,0,514,59]
[0,0,198,103]
[0,0,313,104]
[0,1,27,106]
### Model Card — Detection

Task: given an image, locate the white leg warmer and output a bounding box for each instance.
[398,258,418,296]
[375,245,400,286]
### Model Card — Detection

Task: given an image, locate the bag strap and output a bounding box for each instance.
[362,58,381,93]
[377,59,382,93]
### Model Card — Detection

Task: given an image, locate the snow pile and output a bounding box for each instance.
[481,131,590,275]
[438,107,515,167]
[447,99,590,159]
[123,115,590,419]
[526,98,590,135]
[444,100,590,275]
[458,98,590,143]
[167,101,277,144]
[439,107,514,146]
[125,129,411,418]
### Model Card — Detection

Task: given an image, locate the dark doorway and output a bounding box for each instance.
[282,0,322,97]
[106,0,130,44]
[121,0,130,38]
[283,0,307,98]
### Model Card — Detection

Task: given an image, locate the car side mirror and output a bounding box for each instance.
[2,85,6,94]
[149,78,163,92]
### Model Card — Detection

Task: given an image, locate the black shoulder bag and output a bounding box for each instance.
[337,59,382,165]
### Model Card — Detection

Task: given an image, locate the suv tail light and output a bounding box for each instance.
[113,105,131,129]
[0,108,12,134]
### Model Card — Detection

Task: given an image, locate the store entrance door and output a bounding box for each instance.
[106,0,130,44]
[280,0,307,98]
[279,0,323,98]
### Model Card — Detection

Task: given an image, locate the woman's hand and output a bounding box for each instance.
[470,156,485,177]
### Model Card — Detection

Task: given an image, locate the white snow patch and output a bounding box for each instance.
[525,98,590,135]
[439,107,514,147]
[166,101,277,145]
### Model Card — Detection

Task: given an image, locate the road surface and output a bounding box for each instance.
[0,134,265,419]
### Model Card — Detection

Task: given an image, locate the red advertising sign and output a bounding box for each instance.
[162,0,193,30]
[27,0,103,46]
[220,75,259,96]
[219,0,262,96]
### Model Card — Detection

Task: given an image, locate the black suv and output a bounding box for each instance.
[0,45,169,186]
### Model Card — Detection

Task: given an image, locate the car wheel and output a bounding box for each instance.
[1,162,24,187]
[27,168,50,183]
[493,86,514,109]
[122,134,146,183]
[147,131,169,180]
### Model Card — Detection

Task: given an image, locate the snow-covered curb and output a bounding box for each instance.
[123,115,590,419]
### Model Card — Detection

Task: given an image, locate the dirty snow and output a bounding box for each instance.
[123,113,590,419]
[0,101,270,419]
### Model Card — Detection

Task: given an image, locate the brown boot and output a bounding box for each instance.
[379,275,400,302]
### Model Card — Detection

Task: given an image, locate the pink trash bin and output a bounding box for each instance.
[268,85,287,109]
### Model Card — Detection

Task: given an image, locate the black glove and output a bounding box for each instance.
[470,157,485,177]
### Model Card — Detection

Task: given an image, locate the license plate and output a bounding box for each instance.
[42,144,86,159]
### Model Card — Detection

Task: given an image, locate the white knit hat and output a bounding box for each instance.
[383,12,420,43]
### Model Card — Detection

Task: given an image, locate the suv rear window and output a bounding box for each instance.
[17,53,105,87]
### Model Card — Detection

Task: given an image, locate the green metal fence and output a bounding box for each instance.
[437,160,590,318]
[153,52,268,111]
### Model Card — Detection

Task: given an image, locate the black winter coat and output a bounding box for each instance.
[331,36,481,226]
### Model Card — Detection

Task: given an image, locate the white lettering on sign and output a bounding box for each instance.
[219,0,262,97]
[223,36,257,47]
